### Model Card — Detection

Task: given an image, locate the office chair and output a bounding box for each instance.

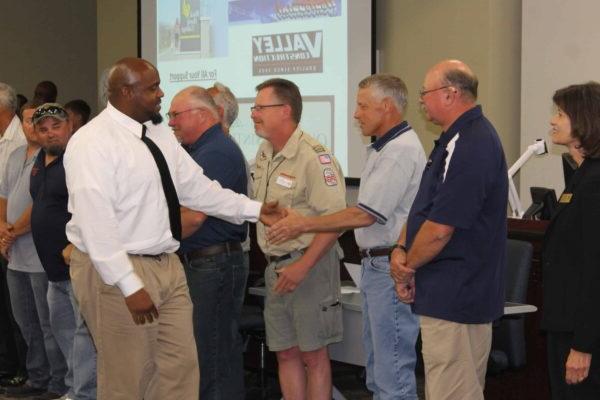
[490,239,533,371]
[240,276,269,400]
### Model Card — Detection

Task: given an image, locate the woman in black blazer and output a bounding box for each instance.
[543,82,600,399]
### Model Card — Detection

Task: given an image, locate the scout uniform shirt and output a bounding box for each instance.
[253,127,346,256]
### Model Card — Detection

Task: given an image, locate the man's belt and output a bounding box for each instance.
[265,248,306,264]
[180,241,242,262]
[359,246,393,259]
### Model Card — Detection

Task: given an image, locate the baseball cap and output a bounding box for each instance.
[32,103,68,125]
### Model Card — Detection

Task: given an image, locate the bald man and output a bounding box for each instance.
[63,58,282,400]
[390,60,508,400]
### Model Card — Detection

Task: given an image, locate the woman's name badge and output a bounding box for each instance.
[559,193,573,203]
[276,173,294,188]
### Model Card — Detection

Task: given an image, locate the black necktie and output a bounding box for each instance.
[141,125,182,241]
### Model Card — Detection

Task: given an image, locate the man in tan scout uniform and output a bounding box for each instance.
[251,78,346,400]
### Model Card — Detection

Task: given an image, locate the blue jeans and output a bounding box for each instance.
[183,248,248,400]
[7,270,67,394]
[361,256,419,400]
[47,280,97,400]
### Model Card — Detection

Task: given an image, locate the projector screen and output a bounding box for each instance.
[141,0,373,178]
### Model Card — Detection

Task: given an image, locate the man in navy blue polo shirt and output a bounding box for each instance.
[28,103,97,400]
[167,86,248,400]
[390,60,508,400]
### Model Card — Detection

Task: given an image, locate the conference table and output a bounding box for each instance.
[248,286,537,400]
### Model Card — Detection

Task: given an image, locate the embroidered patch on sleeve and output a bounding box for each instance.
[319,154,332,164]
[323,167,338,186]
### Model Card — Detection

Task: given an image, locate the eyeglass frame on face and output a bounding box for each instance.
[419,85,453,98]
[166,107,204,121]
[250,103,285,112]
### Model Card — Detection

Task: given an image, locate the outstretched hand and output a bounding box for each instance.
[267,208,305,244]
[260,201,287,226]
[124,288,159,325]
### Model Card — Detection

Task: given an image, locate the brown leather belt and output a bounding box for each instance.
[359,246,392,259]
[179,241,242,262]
[265,248,306,264]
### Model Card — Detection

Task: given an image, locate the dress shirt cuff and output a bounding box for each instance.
[244,199,262,223]
[115,271,145,297]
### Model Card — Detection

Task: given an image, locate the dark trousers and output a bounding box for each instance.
[0,258,27,376]
[547,331,600,400]
[182,248,249,400]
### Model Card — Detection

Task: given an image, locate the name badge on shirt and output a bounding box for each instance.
[559,193,573,203]
[276,173,295,188]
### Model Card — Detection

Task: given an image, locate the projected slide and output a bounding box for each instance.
[155,0,350,170]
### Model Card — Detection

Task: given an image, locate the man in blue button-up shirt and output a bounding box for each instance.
[391,60,508,400]
[167,86,249,400]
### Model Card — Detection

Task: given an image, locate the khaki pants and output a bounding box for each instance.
[420,315,492,400]
[70,248,199,400]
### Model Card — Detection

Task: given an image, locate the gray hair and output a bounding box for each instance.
[184,86,219,119]
[442,68,478,101]
[358,74,408,113]
[98,68,110,108]
[0,82,18,113]
[211,82,239,129]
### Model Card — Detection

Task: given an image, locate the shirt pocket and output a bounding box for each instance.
[268,176,296,208]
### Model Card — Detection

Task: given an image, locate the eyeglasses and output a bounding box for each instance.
[419,85,451,98]
[250,104,285,112]
[166,107,203,121]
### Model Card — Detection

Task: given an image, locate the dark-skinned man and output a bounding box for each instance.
[63,57,283,400]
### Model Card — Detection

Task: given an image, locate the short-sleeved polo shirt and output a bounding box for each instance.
[180,124,248,252]
[406,105,508,324]
[30,150,71,282]
[0,145,43,273]
[354,121,426,249]
[253,127,346,256]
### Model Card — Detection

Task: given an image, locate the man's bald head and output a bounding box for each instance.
[108,58,155,100]
[420,59,479,131]
[429,59,478,102]
[107,58,164,124]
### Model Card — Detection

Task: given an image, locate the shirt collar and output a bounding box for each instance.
[1,115,24,142]
[371,121,411,152]
[438,105,483,146]
[106,102,147,138]
[185,123,221,152]
[265,125,303,160]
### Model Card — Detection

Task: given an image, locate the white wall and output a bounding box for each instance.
[521,0,600,203]
[376,0,522,166]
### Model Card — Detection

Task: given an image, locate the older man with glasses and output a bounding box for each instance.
[391,60,508,400]
[167,86,250,400]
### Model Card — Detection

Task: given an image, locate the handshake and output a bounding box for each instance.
[259,201,307,244]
